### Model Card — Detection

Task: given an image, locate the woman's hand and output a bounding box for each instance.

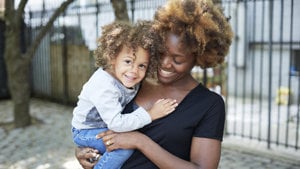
[74,147,100,169]
[96,130,143,152]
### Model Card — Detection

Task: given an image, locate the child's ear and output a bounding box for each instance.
[110,58,116,65]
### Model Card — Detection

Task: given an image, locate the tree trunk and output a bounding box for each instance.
[4,17,31,127]
[110,0,129,21]
[212,0,221,4]
[10,63,31,127]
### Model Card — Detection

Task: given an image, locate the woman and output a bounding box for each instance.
[76,0,233,168]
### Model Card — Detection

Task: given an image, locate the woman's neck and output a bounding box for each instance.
[135,76,198,110]
[156,74,198,90]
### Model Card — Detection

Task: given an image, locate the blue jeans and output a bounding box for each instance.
[72,127,133,169]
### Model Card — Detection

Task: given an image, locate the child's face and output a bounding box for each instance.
[111,46,150,88]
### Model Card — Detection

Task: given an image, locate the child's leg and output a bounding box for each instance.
[94,149,134,169]
[72,128,133,169]
[72,127,107,154]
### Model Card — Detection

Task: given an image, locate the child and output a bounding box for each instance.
[71,21,178,169]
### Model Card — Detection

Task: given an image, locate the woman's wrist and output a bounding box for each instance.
[134,132,149,150]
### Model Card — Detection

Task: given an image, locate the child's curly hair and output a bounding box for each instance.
[94,20,157,77]
[152,0,233,68]
[129,20,157,77]
[94,21,132,69]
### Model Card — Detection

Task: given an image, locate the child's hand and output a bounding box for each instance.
[148,99,178,120]
[75,147,100,169]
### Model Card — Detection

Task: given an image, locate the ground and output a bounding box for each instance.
[0,98,299,169]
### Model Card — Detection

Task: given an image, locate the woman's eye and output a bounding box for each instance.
[173,56,187,65]
[173,58,182,64]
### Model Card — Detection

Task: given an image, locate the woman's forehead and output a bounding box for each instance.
[166,33,190,54]
[167,32,179,42]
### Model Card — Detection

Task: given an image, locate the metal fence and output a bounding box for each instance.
[0,20,9,98]
[223,0,300,150]
[24,0,299,150]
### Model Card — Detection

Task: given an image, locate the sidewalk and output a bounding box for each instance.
[220,137,300,169]
[0,99,299,169]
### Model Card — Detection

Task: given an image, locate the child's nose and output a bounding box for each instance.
[130,65,139,73]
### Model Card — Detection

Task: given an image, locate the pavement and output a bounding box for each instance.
[0,98,299,169]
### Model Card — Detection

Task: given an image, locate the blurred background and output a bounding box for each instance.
[0,0,299,168]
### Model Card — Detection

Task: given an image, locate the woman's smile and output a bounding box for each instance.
[158,68,175,77]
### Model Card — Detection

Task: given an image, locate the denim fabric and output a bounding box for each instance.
[72,127,133,169]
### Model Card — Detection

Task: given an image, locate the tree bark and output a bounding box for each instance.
[212,0,221,4]
[110,0,129,22]
[4,30,31,127]
[4,0,30,127]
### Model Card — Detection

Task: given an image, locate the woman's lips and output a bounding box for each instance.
[158,68,174,77]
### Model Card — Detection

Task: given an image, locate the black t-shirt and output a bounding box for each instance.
[121,84,225,169]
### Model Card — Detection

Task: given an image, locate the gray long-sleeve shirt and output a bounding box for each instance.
[71,68,151,132]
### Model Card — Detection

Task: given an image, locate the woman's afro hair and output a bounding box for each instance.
[152,0,233,68]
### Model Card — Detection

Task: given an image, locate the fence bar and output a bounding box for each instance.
[249,0,256,139]
[275,0,284,146]
[241,1,247,138]
[232,1,238,136]
[286,0,294,147]
[258,0,266,141]
[62,12,69,103]
[267,0,274,149]
[297,71,300,149]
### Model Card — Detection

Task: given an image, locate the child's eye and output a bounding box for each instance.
[124,59,133,65]
[139,64,148,70]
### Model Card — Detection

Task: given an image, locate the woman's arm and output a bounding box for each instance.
[99,131,221,169]
[190,137,222,169]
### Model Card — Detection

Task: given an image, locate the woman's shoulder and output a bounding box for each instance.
[179,84,225,118]
[188,84,224,103]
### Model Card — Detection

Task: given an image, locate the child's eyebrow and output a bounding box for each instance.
[124,54,136,59]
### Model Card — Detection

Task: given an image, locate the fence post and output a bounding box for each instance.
[62,12,69,104]
[267,0,274,150]
[130,0,135,22]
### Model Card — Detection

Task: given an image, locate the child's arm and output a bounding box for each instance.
[98,98,177,132]
[147,99,178,121]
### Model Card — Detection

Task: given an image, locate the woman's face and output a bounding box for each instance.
[157,33,196,85]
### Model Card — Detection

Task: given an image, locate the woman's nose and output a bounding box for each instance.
[160,56,172,68]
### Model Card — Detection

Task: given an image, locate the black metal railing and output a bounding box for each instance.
[223,0,300,150]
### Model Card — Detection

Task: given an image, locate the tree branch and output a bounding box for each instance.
[24,0,75,62]
[16,0,28,22]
